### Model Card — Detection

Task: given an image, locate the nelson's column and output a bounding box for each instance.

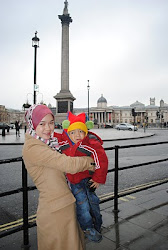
[54,0,75,122]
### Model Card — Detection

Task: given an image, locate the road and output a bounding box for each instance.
[0,128,168,227]
[101,129,168,195]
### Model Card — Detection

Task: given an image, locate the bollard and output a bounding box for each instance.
[7,128,9,133]
[2,128,5,136]
[113,145,119,214]
[21,160,30,249]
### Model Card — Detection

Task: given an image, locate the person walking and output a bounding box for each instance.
[15,120,20,137]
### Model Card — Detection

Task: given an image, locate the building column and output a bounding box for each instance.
[101,112,103,124]
[107,112,109,123]
[95,112,98,122]
[98,112,100,124]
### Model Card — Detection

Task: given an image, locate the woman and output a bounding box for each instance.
[22,104,94,250]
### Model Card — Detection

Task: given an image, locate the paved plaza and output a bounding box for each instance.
[1,183,167,250]
[0,127,154,144]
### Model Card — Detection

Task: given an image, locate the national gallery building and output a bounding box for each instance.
[74,96,168,127]
[1,96,168,128]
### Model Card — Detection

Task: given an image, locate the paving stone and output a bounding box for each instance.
[103,220,146,245]
[116,202,146,219]
[150,218,168,237]
[86,236,116,250]
[125,230,168,250]
[128,210,166,229]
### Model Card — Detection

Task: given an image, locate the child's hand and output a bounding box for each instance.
[89,179,100,189]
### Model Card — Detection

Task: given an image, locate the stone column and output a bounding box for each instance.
[98,112,100,124]
[54,1,75,123]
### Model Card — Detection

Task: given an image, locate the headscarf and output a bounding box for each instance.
[25,104,60,151]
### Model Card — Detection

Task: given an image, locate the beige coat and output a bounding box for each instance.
[22,134,94,250]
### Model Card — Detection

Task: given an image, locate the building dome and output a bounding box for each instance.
[97,94,107,104]
[130,100,145,108]
[97,94,107,108]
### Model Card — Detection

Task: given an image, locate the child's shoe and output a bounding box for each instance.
[84,228,102,242]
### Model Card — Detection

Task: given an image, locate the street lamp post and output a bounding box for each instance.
[32,31,40,105]
[37,92,44,104]
[87,80,90,118]
[26,93,33,104]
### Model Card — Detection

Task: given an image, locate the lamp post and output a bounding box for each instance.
[37,92,44,104]
[32,31,40,104]
[26,93,33,104]
[87,80,90,118]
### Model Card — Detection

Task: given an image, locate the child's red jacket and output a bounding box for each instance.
[54,130,108,184]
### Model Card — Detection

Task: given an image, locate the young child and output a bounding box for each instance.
[54,112,108,243]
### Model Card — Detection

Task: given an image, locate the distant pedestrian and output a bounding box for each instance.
[15,120,20,137]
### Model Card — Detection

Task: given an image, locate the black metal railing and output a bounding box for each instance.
[0,140,168,249]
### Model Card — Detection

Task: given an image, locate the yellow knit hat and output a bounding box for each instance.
[67,121,88,135]
[62,112,94,135]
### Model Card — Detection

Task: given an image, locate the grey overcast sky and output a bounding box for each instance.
[1,0,168,110]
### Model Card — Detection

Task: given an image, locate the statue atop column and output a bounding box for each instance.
[63,0,68,15]
[59,0,72,25]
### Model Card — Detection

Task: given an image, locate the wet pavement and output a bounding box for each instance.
[0,127,155,144]
[94,183,168,250]
[1,128,168,249]
[1,184,167,250]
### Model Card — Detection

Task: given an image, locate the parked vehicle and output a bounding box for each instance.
[0,123,10,130]
[55,123,62,129]
[9,123,15,129]
[105,123,113,128]
[115,123,138,131]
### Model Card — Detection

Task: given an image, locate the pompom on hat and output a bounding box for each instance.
[62,111,94,135]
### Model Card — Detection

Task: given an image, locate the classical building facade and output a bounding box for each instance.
[74,96,168,127]
[1,97,168,128]
[0,105,9,123]
[0,105,25,126]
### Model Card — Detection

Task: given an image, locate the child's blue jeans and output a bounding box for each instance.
[70,178,102,232]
